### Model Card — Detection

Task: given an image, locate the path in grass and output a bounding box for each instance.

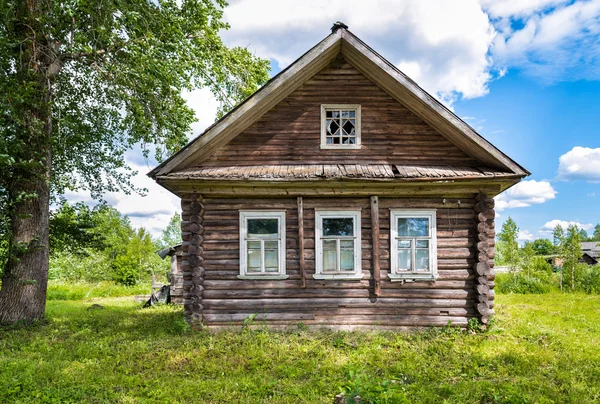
[1,294,599,403]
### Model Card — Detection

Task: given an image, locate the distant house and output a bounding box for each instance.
[581,242,599,265]
[545,242,600,268]
[149,22,529,330]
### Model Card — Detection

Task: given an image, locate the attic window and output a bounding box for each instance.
[321,104,361,149]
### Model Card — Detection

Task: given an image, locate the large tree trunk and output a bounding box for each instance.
[0,174,50,324]
[0,0,53,325]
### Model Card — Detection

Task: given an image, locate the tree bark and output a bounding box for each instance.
[0,0,53,325]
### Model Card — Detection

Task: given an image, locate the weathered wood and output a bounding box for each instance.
[371,196,381,296]
[298,197,306,288]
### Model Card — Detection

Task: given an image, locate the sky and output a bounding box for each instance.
[68,0,600,241]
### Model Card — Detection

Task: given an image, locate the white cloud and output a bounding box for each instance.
[480,0,571,19]
[495,179,557,211]
[488,1,600,82]
[222,0,497,105]
[540,219,594,234]
[182,88,221,138]
[558,146,600,182]
[518,229,536,241]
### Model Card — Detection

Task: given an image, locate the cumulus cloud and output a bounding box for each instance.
[518,229,536,242]
[495,179,557,211]
[540,219,594,234]
[487,0,600,82]
[558,146,600,182]
[222,0,497,105]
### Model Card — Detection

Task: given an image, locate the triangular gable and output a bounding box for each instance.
[149,25,529,178]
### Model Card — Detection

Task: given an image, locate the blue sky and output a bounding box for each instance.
[65,0,600,239]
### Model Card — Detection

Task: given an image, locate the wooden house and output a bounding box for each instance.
[149,22,529,330]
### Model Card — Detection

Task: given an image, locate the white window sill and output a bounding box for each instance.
[388,273,437,282]
[320,144,361,150]
[237,275,289,280]
[313,273,365,280]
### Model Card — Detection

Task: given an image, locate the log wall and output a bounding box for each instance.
[200,56,478,167]
[179,195,496,330]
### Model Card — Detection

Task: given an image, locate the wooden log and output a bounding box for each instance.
[475,262,490,276]
[371,196,381,296]
[476,209,495,222]
[474,199,494,213]
[298,197,306,288]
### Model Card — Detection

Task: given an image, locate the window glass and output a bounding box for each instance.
[323,239,337,271]
[264,241,279,272]
[397,218,429,237]
[248,219,278,237]
[416,249,430,270]
[323,218,354,236]
[340,240,355,271]
[247,241,261,272]
[398,249,411,270]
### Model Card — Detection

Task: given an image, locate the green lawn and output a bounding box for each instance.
[1,294,599,403]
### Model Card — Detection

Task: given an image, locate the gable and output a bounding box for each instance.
[199,56,479,167]
[149,26,528,179]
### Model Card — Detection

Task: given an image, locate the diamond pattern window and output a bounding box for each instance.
[321,105,361,149]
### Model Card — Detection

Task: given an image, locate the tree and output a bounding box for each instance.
[0,1,270,324]
[498,217,520,272]
[157,213,182,250]
[593,224,600,241]
[49,201,106,255]
[563,225,582,291]
[530,238,554,256]
[521,242,536,277]
[579,229,589,242]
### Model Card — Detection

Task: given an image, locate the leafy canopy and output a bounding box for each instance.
[1,0,269,197]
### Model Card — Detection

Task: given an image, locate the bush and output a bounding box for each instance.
[574,264,600,294]
[495,272,556,294]
[49,250,113,282]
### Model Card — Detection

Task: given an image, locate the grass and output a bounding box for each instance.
[47,280,151,300]
[1,293,599,403]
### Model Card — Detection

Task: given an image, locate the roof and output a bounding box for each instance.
[162,164,521,181]
[581,241,600,258]
[149,23,529,180]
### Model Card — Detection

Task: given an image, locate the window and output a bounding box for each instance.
[239,211,288,280]
[389,210,437,281]
[315,210,363,279]
[321,104,361,149]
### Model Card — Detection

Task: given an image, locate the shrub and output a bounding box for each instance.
[495,273,556,294]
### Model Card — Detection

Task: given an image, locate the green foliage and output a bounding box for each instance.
[594,224,600,241]
[497,217,519,269]
[1,293,600,402]
[49,201,106,255]
[47,281,149,300]
[156,212,182,250]
[495,272,555,294]
[529,238,554,256]
[49,202,167,286]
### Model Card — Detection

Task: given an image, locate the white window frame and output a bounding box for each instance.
[320,104,362,150]
[389,210,437,282]
[314,210,363,280]
[238,211,288,280]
